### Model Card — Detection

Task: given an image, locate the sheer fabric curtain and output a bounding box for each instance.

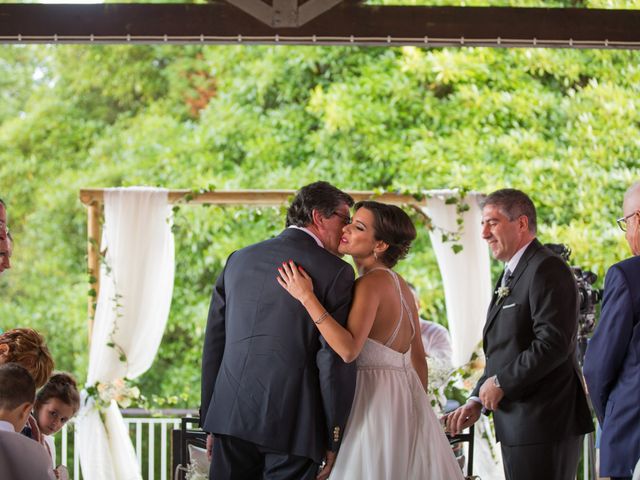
[77,187,175,480]
[422,191,492,367]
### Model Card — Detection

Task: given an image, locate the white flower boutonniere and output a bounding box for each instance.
[496,286,510,300]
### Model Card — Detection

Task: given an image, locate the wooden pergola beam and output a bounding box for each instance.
[2,3,640,49]
[78,188,423,207]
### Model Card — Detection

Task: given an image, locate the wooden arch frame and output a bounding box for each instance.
[79,188,424,339]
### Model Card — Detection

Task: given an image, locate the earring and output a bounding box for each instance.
[373,251,378,260]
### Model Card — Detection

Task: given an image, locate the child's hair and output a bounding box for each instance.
[35,372,80,415]
[0,363,35,410]
[0,328,54,388]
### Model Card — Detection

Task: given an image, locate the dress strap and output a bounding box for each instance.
[362,267,416,347]
[383,270,416,347]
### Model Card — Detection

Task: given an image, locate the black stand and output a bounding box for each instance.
[447,424,475,478]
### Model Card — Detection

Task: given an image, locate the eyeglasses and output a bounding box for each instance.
[332,211,351,225]
[616,210,639,232]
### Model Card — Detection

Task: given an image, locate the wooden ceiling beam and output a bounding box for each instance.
[1,2,640,49]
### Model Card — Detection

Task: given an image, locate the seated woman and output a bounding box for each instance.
[0,328,55,442]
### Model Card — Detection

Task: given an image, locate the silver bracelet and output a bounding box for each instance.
[314,311,329,325]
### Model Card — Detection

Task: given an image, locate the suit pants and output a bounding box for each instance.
[501,435,583,480]
[210,434,318,480]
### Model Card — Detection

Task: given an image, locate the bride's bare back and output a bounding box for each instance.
[356,268,417,353]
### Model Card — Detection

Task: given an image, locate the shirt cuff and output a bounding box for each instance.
[468,396,482,405]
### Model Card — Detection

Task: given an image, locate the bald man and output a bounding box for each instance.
[584,181,640,480]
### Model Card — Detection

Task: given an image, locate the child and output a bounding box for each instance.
[34,373,80,473]
[0,363,55,479]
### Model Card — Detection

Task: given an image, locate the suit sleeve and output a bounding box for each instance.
[583,265,635,422]
[316,264,357,452]
[497,255,580,400]
[200,256,231,430]
[471,372,488,398]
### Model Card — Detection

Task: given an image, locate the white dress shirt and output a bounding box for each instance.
[288,226,324,248]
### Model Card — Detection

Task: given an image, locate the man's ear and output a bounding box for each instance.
[310,209,326,229]
[16,401,33,429]
[518,215,529,232]
[0,343,10,364]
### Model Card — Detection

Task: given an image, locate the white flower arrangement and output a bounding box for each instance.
[495,285,510,300]
[427,356,455,414]
[85,378,141,411]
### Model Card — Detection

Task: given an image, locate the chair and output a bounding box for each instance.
[172,417,208,480]
[447,424,475,478]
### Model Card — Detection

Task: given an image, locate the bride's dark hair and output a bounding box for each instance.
[354,201,416,268]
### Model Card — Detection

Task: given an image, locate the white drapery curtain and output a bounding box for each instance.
[422,191,492,366]
[77,187,175,480]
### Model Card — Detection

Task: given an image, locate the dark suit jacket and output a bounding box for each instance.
[200,228,356,463]
[472,239,593,446]
[584,255,640,477]
[0,430,55,480]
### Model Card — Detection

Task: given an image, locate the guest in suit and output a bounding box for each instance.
[446,188,593,480]
[200,181,357,480]
[0,363,55,480]
[584,181,640,480]
[0,198,11,274]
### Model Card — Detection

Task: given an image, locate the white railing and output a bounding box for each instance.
[53,410,195,480]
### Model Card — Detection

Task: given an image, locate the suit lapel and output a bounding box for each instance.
[483,239,543,337]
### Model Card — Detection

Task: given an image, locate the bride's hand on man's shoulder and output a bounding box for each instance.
[277,260,314,303]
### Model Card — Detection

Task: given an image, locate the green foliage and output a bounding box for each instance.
[1,39,639,408]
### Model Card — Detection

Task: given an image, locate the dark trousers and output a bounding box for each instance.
[501,435,583,480]
[210,434,318,480]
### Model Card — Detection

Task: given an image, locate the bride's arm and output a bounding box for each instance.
[278,260,378,363]
[409,303,428,391]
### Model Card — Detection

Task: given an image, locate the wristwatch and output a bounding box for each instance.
[493,375,501,388]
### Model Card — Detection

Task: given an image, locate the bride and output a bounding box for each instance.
[277,200,464,480]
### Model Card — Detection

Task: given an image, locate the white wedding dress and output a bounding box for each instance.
[329,268,464,480]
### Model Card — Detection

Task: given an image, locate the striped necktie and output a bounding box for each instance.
[501,268,512,287]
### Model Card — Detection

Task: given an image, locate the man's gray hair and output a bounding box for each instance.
[481,188,537,234]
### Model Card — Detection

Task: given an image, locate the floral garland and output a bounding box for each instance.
[85,378,141,411]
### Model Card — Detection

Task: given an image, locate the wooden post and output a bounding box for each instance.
[86,199,102,346]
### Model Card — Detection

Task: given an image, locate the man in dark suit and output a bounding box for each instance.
[584,181,640,480]
[446,188,593,480]
[200,181,357,480]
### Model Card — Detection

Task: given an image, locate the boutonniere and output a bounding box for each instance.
[495,286,511,300]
